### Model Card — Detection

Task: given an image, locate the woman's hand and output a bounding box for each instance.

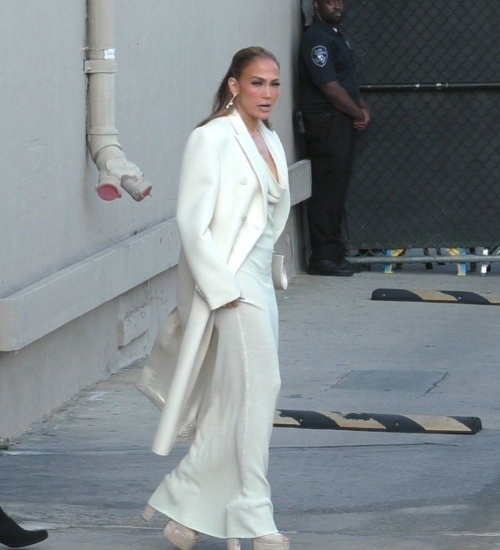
[222,299,240,309]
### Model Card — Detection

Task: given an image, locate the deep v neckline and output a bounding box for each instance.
[263,155,279,183]
[265,161,279,184]
[253,130,279,183]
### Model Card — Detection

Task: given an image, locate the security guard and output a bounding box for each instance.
[299,0,370,276]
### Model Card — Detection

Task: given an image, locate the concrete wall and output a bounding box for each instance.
[0,0,311,438]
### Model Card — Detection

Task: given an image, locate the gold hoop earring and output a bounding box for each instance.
[226,94,237,109]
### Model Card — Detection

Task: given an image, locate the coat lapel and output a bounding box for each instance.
[228,111,268,210]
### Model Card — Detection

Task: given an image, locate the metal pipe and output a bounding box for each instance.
[349,255,500,265]
[85,0,152,202]
[361,82,500,93]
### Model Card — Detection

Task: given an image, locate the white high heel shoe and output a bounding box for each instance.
[253,533,291,550]
[141,504,156,522]
[141,505,199,550]
[227,534,290,550]
[164,520,200,550]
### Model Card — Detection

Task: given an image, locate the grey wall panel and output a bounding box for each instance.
[0,1,87,296]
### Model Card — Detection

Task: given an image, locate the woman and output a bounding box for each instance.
[138,47,291,550]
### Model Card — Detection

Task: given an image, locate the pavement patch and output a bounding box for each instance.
[333,369,447,393]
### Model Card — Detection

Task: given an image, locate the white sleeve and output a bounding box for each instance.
[176,127,242,311]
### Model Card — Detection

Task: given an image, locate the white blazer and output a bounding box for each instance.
[137,110,291,456]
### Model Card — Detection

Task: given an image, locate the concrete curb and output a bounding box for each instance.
[371,288,500,305]
[274,410,482,435]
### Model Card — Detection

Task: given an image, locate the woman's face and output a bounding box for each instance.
[229,58,281,124]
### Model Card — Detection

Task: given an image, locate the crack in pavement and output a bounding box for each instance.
[422,371,449,396]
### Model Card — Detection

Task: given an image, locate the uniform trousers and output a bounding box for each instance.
[303,109,356,262]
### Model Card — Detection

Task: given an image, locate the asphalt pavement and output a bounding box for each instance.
[2,262,500,549]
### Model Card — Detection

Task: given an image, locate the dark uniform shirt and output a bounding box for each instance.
[299,18,361,112]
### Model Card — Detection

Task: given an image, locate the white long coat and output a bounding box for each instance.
[137,111,291,456]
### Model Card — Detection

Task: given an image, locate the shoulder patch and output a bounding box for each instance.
[311,45,328,67]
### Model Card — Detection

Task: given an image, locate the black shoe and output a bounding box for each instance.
[0,508,48,548]
[307,258,357,277]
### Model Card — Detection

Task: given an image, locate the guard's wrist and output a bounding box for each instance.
[355,110,365,121]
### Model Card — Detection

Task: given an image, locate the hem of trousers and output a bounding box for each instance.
[145,501,278,540]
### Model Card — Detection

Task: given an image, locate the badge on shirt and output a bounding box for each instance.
[311,45,328,67]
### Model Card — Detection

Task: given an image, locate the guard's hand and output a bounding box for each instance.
[354,108,371,131]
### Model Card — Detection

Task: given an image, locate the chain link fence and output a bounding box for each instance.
[337,0,500,262]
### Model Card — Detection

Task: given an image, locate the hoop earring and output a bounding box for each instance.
[226,94,237,109]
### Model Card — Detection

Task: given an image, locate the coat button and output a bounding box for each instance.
[240,177,248,185]
[241,216,247,223]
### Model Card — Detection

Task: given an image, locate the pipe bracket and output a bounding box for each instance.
[84,59,117,74]
[87,47,116,60]
[88,127,119,136]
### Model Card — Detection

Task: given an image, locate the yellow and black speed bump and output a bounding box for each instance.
[274,410,482,435]
[372,288,500,306]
